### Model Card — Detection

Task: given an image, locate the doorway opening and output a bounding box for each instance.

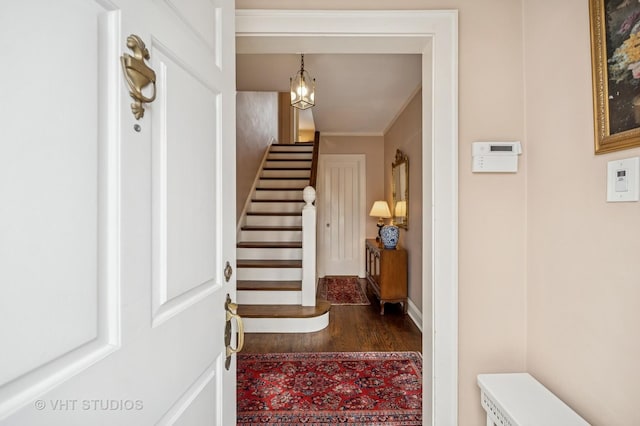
[236,9,459,425]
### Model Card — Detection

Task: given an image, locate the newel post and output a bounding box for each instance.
[301,186,316,306]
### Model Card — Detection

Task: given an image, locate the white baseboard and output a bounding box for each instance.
[407,298,423,333]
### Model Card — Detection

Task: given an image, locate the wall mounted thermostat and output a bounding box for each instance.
[607,157,640,202]
[472,141,522,173]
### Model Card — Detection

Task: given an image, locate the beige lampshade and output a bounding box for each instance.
[369,201,391,218]
[395,200,407,217]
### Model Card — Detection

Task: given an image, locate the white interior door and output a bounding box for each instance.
[318,155,366,277]
[0,0,237,424]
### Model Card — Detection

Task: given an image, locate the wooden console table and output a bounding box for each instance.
[365,239,408,315]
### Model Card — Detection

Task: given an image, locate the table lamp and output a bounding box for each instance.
[369,200,391,241]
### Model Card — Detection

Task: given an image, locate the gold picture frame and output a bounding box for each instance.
[391,149,408,230]
[590,0,640,154]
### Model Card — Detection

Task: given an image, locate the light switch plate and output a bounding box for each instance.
[607,157,640,202]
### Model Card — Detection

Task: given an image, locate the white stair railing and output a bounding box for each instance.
[301,186,316,306]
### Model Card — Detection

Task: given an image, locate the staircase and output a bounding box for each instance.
[236,140,330,333]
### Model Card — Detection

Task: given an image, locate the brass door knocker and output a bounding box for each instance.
[120,34,156,120]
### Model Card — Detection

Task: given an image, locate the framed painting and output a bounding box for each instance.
[590,0,640,154]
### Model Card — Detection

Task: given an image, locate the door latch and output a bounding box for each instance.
[224,294,244,370]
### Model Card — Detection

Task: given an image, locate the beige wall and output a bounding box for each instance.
[524,1,640,424]
[236,92,278,221]
[299,129,315,142]
[237,1,528,424]
[384,90,423,311]
[319,135,385,242]
[238,2,640,425]
[278,92,293,144]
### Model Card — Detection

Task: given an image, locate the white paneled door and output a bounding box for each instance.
[318,155,366,277]
[0,0,237,424]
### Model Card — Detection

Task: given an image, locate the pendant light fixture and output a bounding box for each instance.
[290,54,315,110]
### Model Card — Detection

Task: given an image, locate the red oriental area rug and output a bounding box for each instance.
[237,351,422,425]
[317,276,370,306]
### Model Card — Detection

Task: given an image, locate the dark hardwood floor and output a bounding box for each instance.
[241,278,422,353]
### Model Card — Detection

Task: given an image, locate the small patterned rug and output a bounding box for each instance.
[318,276,370,306]
[237,351,422,425]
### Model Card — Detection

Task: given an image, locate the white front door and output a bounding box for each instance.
[318,155,366,277]
[0,0,237,424]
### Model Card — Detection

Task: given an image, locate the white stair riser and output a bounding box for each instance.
[237,267,302,281]
[243,314,329,333]
[237,290,301,305]
[249,202,304,213]
[268,153,312,161]
[245,215,301,226]
[258,179,308,189]
[254,190,302,200]
[239,230,302,241]
[237,247,302,260]
[270,145,313,152]
[262,169,310,178]
[265,160,312,168]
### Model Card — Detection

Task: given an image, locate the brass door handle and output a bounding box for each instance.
[224,261,233,282]
[120,34,157,120]
[224,294,244,370]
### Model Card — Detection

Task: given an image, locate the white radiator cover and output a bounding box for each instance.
[477,373,590,426]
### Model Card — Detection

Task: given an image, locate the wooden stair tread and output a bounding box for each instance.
[263,167,311,170]
[241,226,302,231]
[268,150,313,154]
[237,259,302,268]
[246,212,301,216]
[255,188,304,191]
[272,142,313,146]
[238,299,331,319]
[260,177,309,180]
[251,199,304,203]
[266,158,312,162]
[237,241,302,248]
[237,280,302,291]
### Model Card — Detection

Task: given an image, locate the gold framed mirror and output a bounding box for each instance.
[392,149,409,229]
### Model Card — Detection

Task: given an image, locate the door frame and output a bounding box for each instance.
[236,10,459,425]
[317,154,366,278]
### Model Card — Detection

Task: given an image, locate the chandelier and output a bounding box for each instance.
[290,54,315,110]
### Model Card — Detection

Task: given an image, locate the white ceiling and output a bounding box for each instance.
[236,53,422,135]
